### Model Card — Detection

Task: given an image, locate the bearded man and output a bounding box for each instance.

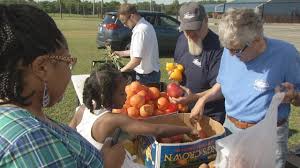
[171,2,225,124]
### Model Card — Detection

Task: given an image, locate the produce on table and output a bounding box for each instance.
[113,81,178,119]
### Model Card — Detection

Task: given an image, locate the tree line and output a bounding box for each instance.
[0,0,225,16]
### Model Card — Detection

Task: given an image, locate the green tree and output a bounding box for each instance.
[165,0,179,16]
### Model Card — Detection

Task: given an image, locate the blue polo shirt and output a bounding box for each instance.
[217,37,300,122]
[174,30,225,117]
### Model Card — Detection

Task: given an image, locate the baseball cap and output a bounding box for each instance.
[179,2,206,31]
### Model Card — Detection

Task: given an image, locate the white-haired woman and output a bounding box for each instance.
[190,8,300,168]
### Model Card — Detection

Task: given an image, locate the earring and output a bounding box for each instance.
[42,82,50,107]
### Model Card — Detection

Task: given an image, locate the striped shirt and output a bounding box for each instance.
[0,106,104,167]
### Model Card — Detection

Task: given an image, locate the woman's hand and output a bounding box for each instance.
[101,138,126,168]
[190,98,206,125]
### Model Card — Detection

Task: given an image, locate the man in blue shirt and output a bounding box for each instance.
[171,2,225,124]
[190,9,300,168]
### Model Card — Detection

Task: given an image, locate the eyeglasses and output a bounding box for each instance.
[228,44,249,57]
[48,55,77,70]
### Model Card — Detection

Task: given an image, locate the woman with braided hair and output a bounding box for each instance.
[0,4,125,168]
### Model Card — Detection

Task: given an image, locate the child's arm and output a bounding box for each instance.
[120,117,193,138]
[93,113,192,142]
[69,105,85,129]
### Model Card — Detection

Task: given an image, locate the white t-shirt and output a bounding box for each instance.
[76,107,146,168]
[130,17,160,74]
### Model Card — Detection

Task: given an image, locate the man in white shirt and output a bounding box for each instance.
[114,3,160,84]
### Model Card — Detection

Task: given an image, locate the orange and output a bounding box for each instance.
[140,85,149,92]
[130,94,145,108]
[123,99,131,109]
[139,104,154,117]
[125,85,135,97]
[148,87,160,100]
[130,81,143,93]
[146,100,156,107]
[127,107,139,118]
[125,85,131,94]
[157,97,169,110]
[160,92,169,99]
[137,90,151,101]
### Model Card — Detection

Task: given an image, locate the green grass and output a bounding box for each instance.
[45,16,300,149]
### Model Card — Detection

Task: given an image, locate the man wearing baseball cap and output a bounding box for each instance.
[170,2,225,124]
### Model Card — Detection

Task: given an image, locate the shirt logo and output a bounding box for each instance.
[253,79,269,92]
[193,59,202,68]
[184,12,196,19]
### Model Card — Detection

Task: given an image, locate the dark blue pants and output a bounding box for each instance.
[136,71,160,85]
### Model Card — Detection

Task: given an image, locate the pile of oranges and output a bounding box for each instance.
[112,81,187,119]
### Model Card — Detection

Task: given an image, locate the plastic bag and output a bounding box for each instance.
[215,93,285,168]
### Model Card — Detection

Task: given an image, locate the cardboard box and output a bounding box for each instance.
[137,113,225,168]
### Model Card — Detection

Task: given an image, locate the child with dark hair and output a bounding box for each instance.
[69,69,193,167]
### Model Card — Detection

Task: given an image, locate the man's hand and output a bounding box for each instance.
[169,86,195,105]
[113,50,130,57]
[101,138,126,168]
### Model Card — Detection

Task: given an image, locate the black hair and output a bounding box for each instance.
[92,61,119,72]
[83,69,126,113]
[0,4,68,105]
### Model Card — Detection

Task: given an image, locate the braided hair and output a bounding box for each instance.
[0,4,68,105]
[83,69,125,113]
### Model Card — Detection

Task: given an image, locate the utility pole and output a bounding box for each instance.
[93,0,95,16]
[59,0,62,19]
[223,0,227,13]
[77,1,79,15]
[101,0,104,18]
[150,0,152,11]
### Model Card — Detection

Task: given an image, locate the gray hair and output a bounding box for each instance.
[218,8,264,48]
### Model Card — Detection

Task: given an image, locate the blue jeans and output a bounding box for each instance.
[136,71,160,85]
[223,117,288,168]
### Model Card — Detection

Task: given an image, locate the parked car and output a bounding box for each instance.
[96,11,181,54]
